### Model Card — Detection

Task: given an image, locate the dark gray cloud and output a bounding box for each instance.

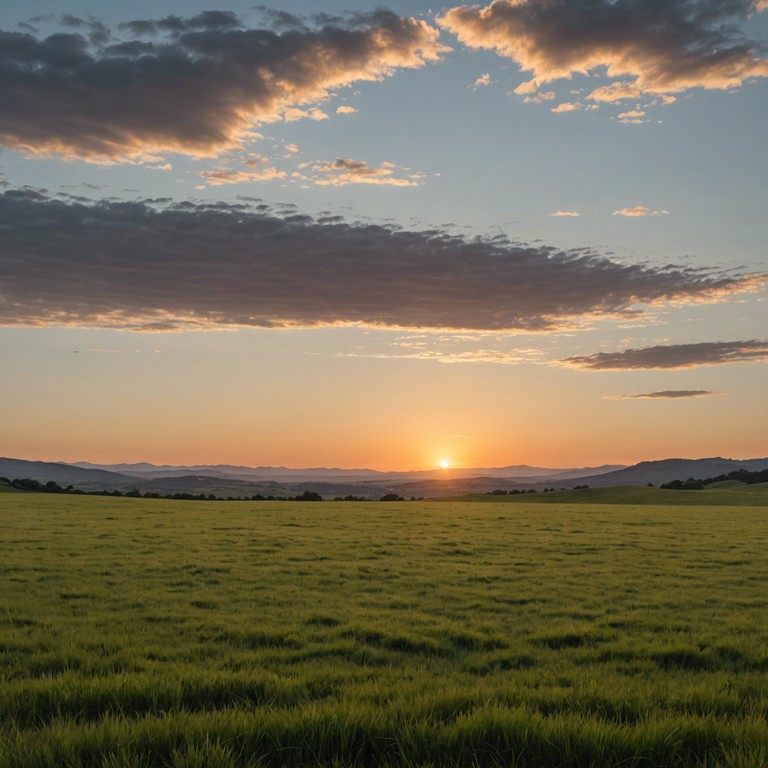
[252,7,309,33]
[0,189,763,332]
[609,390,724,399]
[564,340,768,369]
[0,12,445,160]
[118,11,243,36]
[439,0,768,101]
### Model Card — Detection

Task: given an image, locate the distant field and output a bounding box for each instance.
[452,484,768,506]
[2,494,768,767]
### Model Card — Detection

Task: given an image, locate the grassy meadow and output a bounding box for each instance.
[1,492,768,767]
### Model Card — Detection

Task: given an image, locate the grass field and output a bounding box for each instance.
[2,493,768,767]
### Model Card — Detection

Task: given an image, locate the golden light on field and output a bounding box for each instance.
[439,459,450,469]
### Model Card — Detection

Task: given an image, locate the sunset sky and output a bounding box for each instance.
[1,0,766,470]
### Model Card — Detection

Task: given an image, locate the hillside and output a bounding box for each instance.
[3,455,767,500]
[549,457,768,489]
[0,457,131,487]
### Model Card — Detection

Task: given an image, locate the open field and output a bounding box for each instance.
[2,493,768,767]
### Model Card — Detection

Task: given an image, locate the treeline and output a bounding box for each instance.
[661,467,768,490]
[0,477,324,502]
[0,478,419,502]
[486,485,589,496]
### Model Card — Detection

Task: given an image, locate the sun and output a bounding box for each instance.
[439,459,450,469]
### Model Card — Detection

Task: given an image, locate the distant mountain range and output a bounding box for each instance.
[1,456,767,499]
[67,461,625,482]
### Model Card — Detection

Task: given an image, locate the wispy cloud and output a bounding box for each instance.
[198,167,287,187]
[563,341,768,370]
[439,0,768,107]
[523,91,555,103]
[549,211,580,217]
[613,205,670,217]
[617,110,648,124]
[338,348,544,365]
[300,158,424,187]
[606,390,724,399]
[0,189,763,333]
[473,72,491,88]
[0,11,447,161]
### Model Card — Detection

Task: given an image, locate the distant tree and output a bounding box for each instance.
[295,491,322,501]
[12,478,42,491]
[379,493,404,502]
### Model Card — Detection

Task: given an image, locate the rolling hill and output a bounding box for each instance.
[2,455,766,500]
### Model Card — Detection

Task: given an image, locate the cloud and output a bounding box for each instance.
[0,189,763,333]
[607,390,724,399]
[0,11,447,161]
[588,82,643,102]
[198,168,287,186]
[338,348,544,365]
[302,158,423,187]
[523,90,556,103]
[549,211,580,217]
[551,101,581,113]
[617,109,648,124]
[563,341,768,370]
[283,107,329,123]
[613,205,670,217]
[438,0,768,103]
[473,72,491,88]
[336,105,357,114]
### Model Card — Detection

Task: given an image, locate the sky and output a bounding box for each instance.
[1,0,766,470]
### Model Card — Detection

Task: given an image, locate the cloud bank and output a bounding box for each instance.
[0,11,446,161]
[564,340,768,369]
[439,0,768,102]
[0,189,763,333]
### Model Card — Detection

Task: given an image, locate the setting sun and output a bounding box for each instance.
[439,459,450,469]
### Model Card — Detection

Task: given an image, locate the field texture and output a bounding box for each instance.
[1,494,767,767]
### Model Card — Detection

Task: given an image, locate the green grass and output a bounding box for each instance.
[2,493,768,766]
[451,484,768,505]
[704,480,748,490]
